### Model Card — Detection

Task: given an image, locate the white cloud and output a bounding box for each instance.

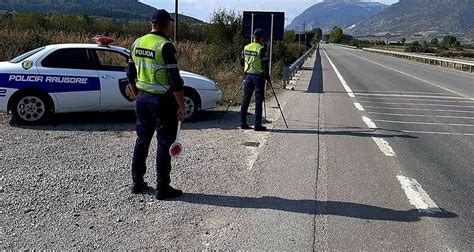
[140,0,398,23]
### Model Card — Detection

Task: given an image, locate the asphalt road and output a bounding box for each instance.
[314,44,473,250]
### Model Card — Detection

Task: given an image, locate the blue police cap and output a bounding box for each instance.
[254,29,265,37]
[151,9,174,23]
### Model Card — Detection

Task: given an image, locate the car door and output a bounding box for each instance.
[91,49,134,110]
[37,48,100,111]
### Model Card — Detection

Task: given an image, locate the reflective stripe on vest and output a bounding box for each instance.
[244,42,265,75]
[136,81,169,93]
[132,34,171,94]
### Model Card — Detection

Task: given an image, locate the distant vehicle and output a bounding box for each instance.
[0,37,222,124]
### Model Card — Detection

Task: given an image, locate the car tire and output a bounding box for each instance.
[184,88,200,120]
[11,92,52,124]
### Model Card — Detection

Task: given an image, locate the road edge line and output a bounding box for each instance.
[323,50,355,98]
[396,175,442,213]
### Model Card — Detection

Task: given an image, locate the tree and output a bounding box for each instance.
[322,34,330,42]
[329,26,343,43]
[313,28,323,43]
[406,41,421,52]
[454,41,463,51]
[400,38,406,44]
[430,38,439,46]
[329,26,344,43]
[341,34,353,44]
[440,36,458,49]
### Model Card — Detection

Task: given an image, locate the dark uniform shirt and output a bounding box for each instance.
[240,44,271,82]
[127,31,184,92]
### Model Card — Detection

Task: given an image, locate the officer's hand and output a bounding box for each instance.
[177,106,186,122]
[125,83,138,101]
[266,81,273,91]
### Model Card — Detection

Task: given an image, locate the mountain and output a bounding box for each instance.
[349,0,474,41]
[0,0,204,24]
[287,0,388,32]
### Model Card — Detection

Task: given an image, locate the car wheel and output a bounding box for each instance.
[11,93,51,124]
[184,89,200,120]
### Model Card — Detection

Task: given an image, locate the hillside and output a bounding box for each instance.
[0,0,204,24]
[349,0,474,41]
[287,0,387,32]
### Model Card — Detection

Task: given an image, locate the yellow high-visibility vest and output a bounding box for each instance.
[244,42,265,75]
[131,34,172,94]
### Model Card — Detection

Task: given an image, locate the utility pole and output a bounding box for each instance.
[298,26,301,56]
[174,0,178,42]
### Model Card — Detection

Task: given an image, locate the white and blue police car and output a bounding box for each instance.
[0,37,222,124]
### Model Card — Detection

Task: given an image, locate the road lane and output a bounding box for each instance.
[321,44,473,249]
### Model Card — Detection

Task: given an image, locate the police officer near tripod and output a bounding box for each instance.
[240,29,272,131]
[127,9,185,200]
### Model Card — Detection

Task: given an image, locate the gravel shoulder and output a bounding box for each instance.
[1,91,287,249]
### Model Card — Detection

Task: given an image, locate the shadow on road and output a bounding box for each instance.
[307,46,324,94]
[178,193,457,222]
[10,111,137,132]
[8,110,246,131]
[270,128,418,139]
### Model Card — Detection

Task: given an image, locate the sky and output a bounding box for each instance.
[140,0,399,23]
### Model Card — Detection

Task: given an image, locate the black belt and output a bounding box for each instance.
[138,90,170,97]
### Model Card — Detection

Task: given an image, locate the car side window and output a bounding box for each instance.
[41,48,95,70]
[93,50,128,72]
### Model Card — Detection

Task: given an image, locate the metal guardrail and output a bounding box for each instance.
[363,48,474,73]
[283,45,318,88]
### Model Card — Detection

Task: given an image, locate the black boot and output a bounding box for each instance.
[254,125,267,131]
[131,181,148,194]
[156,185,183,200]
[241,123,251,130]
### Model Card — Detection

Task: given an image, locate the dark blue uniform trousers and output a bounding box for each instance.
[241,74,265,127]
[132,91,178,187]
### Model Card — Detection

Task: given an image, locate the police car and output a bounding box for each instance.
[0,36,222,124]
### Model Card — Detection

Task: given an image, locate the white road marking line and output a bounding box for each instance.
[355,93,469,100]
[325,49,397,157]
[358,97,474,103]
[362,116,377,129]
[361,116,396,156]
[367,112,474,120]
[396,175,442,214]
[353,90,451,95]
[400,130,474,136]
[354,102,365,111]
[323,50,355,97]
[363,106,474,113]
[349,53,473,100]
[372,137,396,156]
[360,101,474,108]
[374,119,474,127]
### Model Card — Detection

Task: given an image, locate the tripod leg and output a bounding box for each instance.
[270,85,289,129]
[219,81,244,123]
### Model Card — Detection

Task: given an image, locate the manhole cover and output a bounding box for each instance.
[243,142,260,147]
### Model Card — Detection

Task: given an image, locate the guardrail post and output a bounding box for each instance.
[283,66,289,89]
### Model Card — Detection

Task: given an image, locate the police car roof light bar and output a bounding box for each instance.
[92,35,114,46]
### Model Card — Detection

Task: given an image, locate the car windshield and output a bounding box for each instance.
[9,47,46,63]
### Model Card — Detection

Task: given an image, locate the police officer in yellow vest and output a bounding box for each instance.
[126,9,185,200]
[240,29,272,131]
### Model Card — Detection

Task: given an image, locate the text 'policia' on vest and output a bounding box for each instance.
[132,34,175,94]
[244,42,265,75]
